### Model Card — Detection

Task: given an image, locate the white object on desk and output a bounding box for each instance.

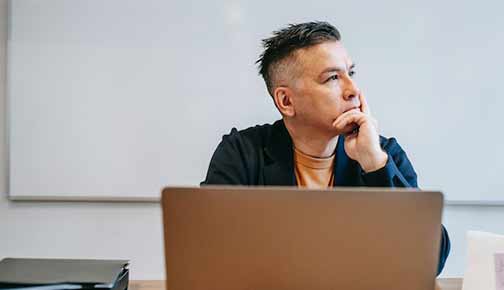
[496,253,504,290]
[462,231,504,290]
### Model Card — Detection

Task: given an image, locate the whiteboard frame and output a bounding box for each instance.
[5,0,504,205]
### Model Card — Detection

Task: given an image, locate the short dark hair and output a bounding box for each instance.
[256,21,341,96]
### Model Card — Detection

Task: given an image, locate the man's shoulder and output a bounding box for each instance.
[379,135,408,156]
[220,120,282,148]
[203,121,283,185]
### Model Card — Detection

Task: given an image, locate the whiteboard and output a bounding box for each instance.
[8,0,504,202]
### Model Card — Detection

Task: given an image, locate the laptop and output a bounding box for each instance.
[161,186,443,290]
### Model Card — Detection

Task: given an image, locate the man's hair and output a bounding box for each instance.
[256,21,341,97]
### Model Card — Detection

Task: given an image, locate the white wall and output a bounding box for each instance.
[1,0,504,279]
[0,1,164,279]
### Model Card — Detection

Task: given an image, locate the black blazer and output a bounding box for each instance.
[202,119,450,274]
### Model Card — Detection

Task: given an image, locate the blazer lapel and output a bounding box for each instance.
[334,135,363,186]
[263,120,296,186]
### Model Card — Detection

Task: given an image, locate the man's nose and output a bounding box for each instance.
[341,75,360,101]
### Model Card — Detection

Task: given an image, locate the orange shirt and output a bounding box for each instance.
[294,147,335,188]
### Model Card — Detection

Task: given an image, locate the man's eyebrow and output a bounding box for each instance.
[319,63,356,76]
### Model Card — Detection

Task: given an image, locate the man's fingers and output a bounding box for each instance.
[333,111,367,132]
[332,110,360,128]
[359,93,371,115]
[333,110,379,135]
[333,108,362,125]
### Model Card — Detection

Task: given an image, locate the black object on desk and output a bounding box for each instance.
[0,258,129,290]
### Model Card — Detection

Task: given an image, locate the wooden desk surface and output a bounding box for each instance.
[130,278,463,290]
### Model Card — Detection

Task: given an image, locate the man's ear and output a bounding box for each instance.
[273,86,295,117]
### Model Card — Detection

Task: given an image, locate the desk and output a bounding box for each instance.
[130,278,463,290]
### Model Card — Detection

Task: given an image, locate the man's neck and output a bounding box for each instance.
[284,120,339,158]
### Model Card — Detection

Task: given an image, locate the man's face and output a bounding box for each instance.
[288,40,361,135]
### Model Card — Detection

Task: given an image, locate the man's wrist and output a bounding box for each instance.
[361,151,388,173]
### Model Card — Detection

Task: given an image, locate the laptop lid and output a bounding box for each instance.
[162,186,443,290]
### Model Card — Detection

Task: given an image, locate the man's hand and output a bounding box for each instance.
[332,94,388,173]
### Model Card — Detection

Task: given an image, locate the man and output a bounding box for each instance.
[201,21,450,274]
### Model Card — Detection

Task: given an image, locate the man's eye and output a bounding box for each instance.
[327,75,339,82]
[349,70,356,78]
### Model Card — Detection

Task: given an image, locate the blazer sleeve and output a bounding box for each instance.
[200,128,249,185]
[361,137,418,187]
[437,225,451,275]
